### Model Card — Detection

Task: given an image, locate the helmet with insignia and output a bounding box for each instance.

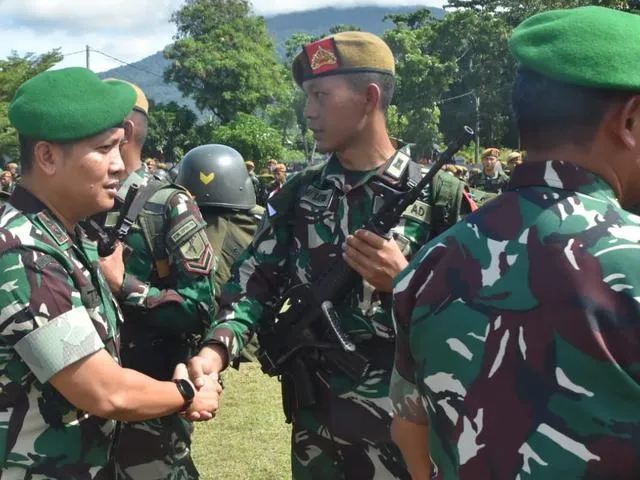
[175,144,256,210]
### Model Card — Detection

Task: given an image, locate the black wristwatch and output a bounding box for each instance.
[173,379,195,412]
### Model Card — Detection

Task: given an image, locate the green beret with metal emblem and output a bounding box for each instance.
[509,6,640,90]
[292,31,395,86]
[9,67,136,142]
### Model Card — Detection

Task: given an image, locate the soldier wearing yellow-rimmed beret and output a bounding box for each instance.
[185,29,475,480]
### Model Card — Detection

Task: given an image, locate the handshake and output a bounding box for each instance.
[172,344,227,422]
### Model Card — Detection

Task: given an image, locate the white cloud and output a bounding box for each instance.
[0,0,183,33]
[0,0,445,73]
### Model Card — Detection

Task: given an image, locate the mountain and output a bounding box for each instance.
[98,4,444,111]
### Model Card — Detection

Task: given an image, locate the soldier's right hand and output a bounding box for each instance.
[185,376,222,422]
[173,363,222,422]
[187,345,227,389]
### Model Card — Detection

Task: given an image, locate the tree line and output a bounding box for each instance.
[0,0,637,172]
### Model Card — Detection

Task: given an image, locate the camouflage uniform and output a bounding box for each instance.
[392,160,640,478]
[468,170,509,194]
[111,166,216,480]
[0,187,122,478]
[207,152,473,479]
[202,206,264,305]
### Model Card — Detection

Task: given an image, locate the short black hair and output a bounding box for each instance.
[513,69,637,150]
[346,72,396,112]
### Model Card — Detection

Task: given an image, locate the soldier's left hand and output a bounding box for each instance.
[98,242,126,294]
[343,229,409,293]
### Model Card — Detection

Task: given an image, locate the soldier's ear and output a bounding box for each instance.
[365,83,382,115]
[123,119,135,144]
[33,141,59,176]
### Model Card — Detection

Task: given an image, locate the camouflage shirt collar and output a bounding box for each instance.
[9,186,80,246]
[321,152,394,192]
[508,160,617,202]
[116,166,149,202]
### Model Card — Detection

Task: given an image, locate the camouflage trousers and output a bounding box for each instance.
[113,414,199,480]
[290,367,410,480]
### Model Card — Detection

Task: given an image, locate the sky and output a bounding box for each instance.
[0,0,445,73]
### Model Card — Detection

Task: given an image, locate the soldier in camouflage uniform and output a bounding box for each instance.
[188,32,474,479]
[468,148,509,193]
[176,145,264,304]
[0,67,220,479]
[177,145,264,363]
[391,7,640,478]
[97,80,218,480]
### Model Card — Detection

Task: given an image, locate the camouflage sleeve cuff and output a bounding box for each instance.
[14,306,104,383]
[390,366,429,425]
[204,324,238,363]
[118,273,150,306]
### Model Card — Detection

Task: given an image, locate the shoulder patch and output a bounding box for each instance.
[180,230,214,275]
[402,200,432,224]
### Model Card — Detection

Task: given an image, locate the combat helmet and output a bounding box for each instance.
[175,144,256,210]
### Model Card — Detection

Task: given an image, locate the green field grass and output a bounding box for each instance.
[191,363,292,479]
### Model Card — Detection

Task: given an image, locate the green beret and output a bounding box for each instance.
[9,67,136,142]
[292,31,395,86]
[509,6,640,90]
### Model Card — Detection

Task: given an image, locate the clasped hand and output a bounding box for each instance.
[172,363,222,422]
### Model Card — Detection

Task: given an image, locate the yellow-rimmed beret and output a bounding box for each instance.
[292,31,395,86]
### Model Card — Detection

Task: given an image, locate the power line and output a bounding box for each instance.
[61,50,86,57]
[435,90,475,105]
[89,48,164,78]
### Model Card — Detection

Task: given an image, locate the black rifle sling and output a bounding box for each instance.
[116,180,168,239]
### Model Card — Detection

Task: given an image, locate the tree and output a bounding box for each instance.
[430,10,516,149]
[165,0,288,123]
[384,10,459,152]
[445,0,638,25]
[0,50,63,158]
[143,101,200,163]
[211,113,284,170]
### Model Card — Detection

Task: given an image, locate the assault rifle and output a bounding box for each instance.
[257,126,474,421]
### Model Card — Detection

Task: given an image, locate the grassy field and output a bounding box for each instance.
[191,363,292,479]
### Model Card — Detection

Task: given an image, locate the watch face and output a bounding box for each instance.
[177,379,195,400]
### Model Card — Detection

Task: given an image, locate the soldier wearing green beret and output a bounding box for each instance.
[0,67,221,478]
[91,80,218,480]
[188,32,474,479]
[391,6,640,478]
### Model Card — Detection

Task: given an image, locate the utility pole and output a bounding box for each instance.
[475,92,480,164]
[86,45,90,70]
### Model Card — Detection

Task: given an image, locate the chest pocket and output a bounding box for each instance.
[295,185,340,246]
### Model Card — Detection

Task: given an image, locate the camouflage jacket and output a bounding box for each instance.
[468,170,509,194]
[208,153,472,363]
[392,160,640,478]
[112,167,216,378]
[0,187,122,478]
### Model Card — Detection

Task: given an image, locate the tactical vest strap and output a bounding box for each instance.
[137,184,190,281]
